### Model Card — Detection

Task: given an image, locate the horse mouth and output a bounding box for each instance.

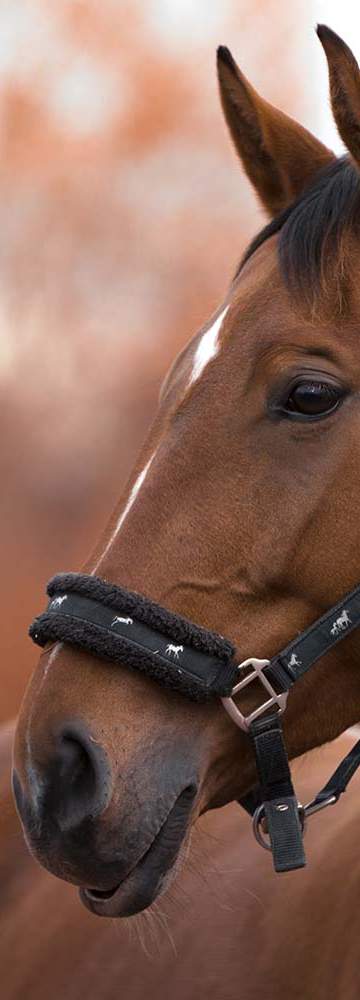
[80,784,197,917]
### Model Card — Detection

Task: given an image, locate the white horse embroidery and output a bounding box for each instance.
[288,652,302,670]
[330,609,351,637]
[51,596,67,608]
[111,616,133,627]
[165,644,184,659]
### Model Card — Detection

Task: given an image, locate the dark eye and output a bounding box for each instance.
[282,380,345,419]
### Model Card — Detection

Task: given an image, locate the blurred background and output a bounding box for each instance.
[0,0,356,722]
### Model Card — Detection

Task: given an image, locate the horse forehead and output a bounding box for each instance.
[185,242,280,366]
[234,232,360,352]
[230,247,290,332]
[186,251,282,383]
[169,232,344,411]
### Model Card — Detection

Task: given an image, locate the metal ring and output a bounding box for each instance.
[252,805,272,851]
[252,802,306,852]
[298,803,306,833]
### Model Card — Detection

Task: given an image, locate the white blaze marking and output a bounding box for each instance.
[115,455,155,534]
[94,453,155,568]
[94,303,228,570]
[189,305,229,387]
[26,642,61,798]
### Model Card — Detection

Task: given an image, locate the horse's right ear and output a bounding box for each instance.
[217,46,334,217]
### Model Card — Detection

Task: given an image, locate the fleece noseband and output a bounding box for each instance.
[30,573,238,701]
[30,572,360,874]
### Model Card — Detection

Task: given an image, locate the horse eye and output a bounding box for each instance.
[283,381,344,418]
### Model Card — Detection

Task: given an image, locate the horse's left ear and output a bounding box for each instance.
[217,46,334,217]
[317,25,360,169]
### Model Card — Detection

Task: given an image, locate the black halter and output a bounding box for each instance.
[30,572,360,874]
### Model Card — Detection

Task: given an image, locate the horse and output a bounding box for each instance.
[9,22,360,996]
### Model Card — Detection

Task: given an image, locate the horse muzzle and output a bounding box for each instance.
[80,783,198,917]
[12,715,199,917]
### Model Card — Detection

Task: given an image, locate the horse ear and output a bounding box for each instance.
[317,25,360,169]
[217,46,334,217]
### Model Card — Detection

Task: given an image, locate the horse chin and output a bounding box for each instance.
[79,846,188,918]
[80,786,196,918]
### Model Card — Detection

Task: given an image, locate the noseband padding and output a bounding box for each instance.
[29,573,238,701]
[29,572,360,874]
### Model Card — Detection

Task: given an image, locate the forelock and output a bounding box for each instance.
[237,156,360,315]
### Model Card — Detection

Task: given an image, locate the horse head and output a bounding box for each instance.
[13,26,360,917]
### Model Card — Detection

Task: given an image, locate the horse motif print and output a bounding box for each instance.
[330,609,351,637]
[165,644,184,659]
[50,596,67,609]
[288,652,302,670]
[111,616,134,627]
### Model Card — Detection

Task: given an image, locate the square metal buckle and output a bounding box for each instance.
[221,657,288,733]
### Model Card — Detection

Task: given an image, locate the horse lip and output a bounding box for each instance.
[83,883,121,902]
[80,784,197,917]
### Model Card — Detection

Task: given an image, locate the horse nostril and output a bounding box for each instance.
[59,735,94,794]
[45,723,112,831]
[62,731,92,775]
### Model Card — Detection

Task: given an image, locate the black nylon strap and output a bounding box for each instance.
[306,737,360,810]
[240,734,360,840]
[30,586,238,701]
[268,583,360,692]
[30,575,360,702]
[249,713,306,872]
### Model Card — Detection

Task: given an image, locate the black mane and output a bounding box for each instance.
[238,156,360,310]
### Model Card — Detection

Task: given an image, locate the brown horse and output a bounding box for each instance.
[9,21,360,990]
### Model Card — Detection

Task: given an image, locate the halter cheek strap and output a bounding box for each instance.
[30,572,360,876]
[266,583,360,691]
[222,586,360,868]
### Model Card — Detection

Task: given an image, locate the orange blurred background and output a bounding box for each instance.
[0,1,327,721]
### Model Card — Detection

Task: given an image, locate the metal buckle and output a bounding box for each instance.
[221,657,288,733]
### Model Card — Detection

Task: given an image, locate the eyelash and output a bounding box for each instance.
[269,377,348,422]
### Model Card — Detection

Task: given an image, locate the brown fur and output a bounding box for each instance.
[240,157,360,318]
[217,45,333,215]
[10,23,360,991]
[317,25,360,168]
